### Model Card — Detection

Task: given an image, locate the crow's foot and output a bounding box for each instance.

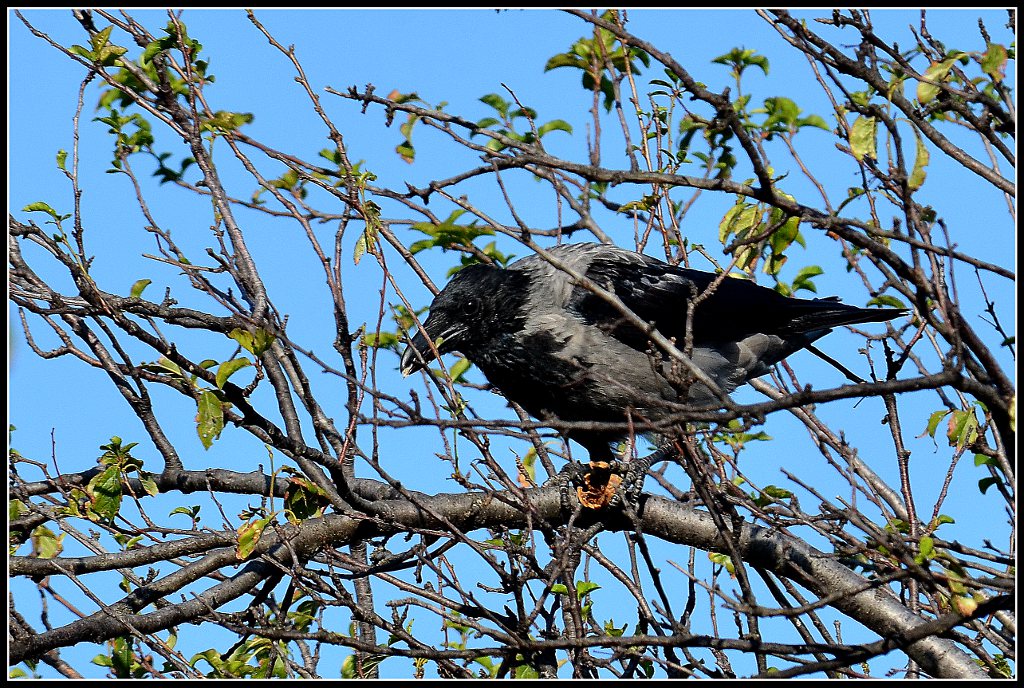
[550,460,592,515]
[551,444,678,513]
[605,455,654,511]
[549,459,638,512]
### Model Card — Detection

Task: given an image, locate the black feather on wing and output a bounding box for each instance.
[567,255,902,351]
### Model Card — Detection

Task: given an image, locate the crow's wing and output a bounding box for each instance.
[568,253,901,351]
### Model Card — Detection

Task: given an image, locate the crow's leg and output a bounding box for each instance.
[550,442,678,512]
[546,440,623,513]
[565,441,629,510]
[607,441,680,510]
[549,459,591,515]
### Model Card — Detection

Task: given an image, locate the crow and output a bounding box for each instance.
[400,242,903,462]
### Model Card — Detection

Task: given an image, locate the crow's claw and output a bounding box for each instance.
[549,459,637,511]
[550,445,678,513]
[605,455,654,510]
[550,460,591,515]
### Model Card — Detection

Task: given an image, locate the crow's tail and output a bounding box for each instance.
[781,298,906,335]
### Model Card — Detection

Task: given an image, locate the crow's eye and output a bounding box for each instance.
[460,298,481,317]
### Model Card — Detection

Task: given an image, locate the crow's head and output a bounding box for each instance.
[400,263,527,376]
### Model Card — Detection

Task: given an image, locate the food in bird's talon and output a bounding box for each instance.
[577,467,622,509]
[401,242,905,465]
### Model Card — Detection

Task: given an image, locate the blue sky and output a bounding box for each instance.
[9,8,1015,678]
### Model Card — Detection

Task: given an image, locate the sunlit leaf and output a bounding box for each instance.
[916,53,964,104]
[981,43,1008,82]
[87,465,123,521]
[31,525,65,559]
[215,357,252,389]
[236,516,270,559]
[129,279,152,298]
[850,116,877,162]
[196,390,225,449]
[908,130,930,191]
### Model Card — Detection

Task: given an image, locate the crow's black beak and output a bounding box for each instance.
[400,312,464,377]
[400,328,437,377]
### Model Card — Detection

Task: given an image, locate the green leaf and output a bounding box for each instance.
[90,26,114,53]
[56,149,68,171]
[70,44,93,59]
[284,477,328,523]
[752,484,792,507]
[395,140,415,163]
[96,44,128,67]
[353,232,369,264]
[215,357,252,389]
[604,619,628,637]
[978,476,1000,494]
[886,518,910,534]
[712,47,770,77]
[474,116,500,131]
[31,525,64,559]
[850,116,877,162]
[792,265,824,294]
[916,54,963,104]
[763,96,800,129]
[88,465,124,521]
[618,195,659,213]
[398,113,419,141]
[139,474,159,497]
[849,90,872,107]
[340,654,358,679]
[925,410,951,439]
[544,53,586,72]
[708,551,735,575]
[947,409,979,450]
[361,331,401,351]
[228,329,254,353]
[768,215,800,255]
[719,201,761,243]
[479,93,509,117]
[867,294,906,309]
[229,328,275,356]
[236,516,270,559]
[448,357,472,382]
[22,201,61,221]
[549,583,569,595]
[763,485,793,499]
[908,130,930,191]
[509,106,538,121]
[514,665,539,679]
[409,210,494,257]
[171,504,201,519]
[129,279,152,298]
[196,390,225,449]
[537,119,573,137]
[797,114,830,131]
[981,43,1008,82]
[201,110,254,133]
[521,446,538,483]
[918,535,935,559]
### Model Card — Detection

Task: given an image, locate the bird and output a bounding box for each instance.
[400,242,904,463]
